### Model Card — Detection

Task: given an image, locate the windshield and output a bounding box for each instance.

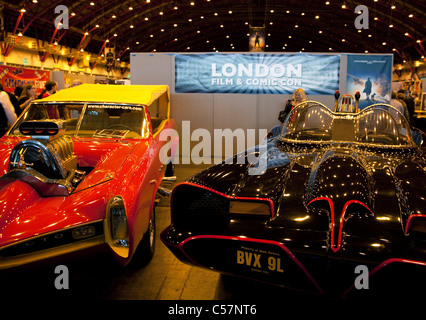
[9,102,149,139]
[281,101,414,146]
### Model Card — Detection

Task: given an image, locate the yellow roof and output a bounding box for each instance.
[39,84,169,106]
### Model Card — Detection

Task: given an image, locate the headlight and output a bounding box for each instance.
[229,200,271,217]
[105,196,129,258]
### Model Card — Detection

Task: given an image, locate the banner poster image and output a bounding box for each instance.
[249,26,265,52]
[175,53,340,95]
[0,66,50,96]
[346,54,393,109]
[105,47,115,67]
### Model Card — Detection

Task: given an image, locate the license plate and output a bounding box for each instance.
[235,245,284,275]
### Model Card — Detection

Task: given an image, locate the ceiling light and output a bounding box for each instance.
[90,2,94,5]
[408,14,413,18]
[391,5,396,9]
[20,8,26,12]
[112,15,116,19]
[128,6,133,10]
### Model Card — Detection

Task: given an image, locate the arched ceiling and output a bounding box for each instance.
[2,0,425,66]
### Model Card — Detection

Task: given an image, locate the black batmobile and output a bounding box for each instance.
[161,99,426,299]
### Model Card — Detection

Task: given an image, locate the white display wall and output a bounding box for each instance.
[130,52,353,160]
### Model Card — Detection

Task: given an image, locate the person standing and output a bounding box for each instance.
[18,84,37,111]
[0,88,17,137]
[42,80,57,98]
[278,88,307,123]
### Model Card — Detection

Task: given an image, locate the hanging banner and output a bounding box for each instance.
[105,47,115,67]
[0,66,50,96]
[175,53,340,95]
[346,54,393,109]
[249,27,265,52]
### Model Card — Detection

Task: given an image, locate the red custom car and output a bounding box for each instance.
[0,84,177,269]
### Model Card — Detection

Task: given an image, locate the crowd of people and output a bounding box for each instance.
[0,79,85,137]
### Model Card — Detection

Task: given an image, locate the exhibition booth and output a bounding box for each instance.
[130,52,402,159]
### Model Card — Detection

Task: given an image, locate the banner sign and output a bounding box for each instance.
[346,54,393,109]
[249,27,265,52]
[175,53,340,95]
[0,66,50,96]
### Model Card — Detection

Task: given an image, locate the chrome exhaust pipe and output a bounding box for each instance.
[157,186,172,197]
